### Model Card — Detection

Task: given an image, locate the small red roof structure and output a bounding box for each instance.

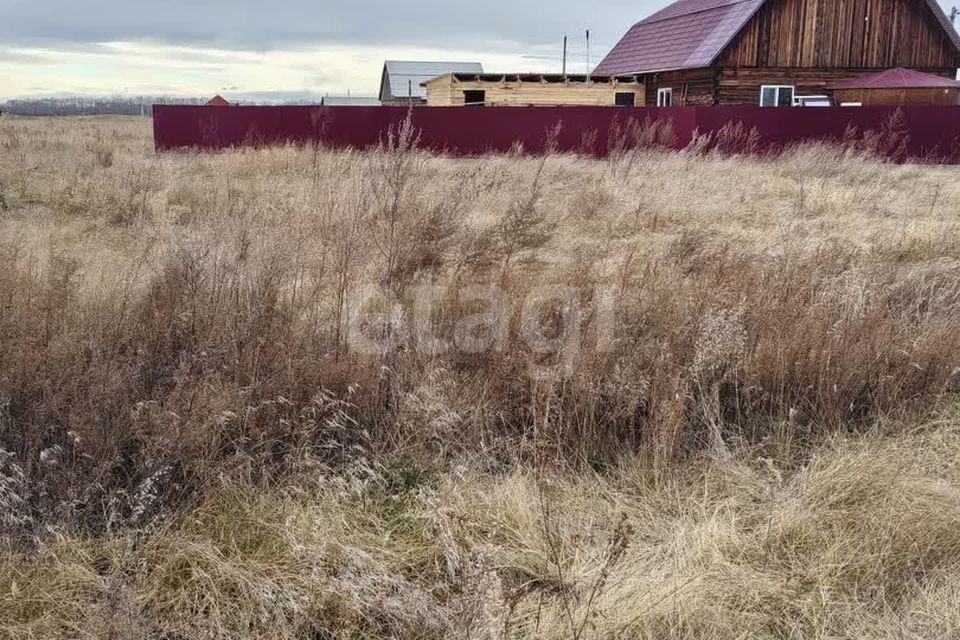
[830,68,960,90]
[206,94,231,106]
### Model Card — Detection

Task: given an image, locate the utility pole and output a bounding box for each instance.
[586,29,591,82]
[562,35,568,76]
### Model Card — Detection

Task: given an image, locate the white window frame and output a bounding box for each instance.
[759,84,795,107]
[793,94,831,107]
[657,87,673,107]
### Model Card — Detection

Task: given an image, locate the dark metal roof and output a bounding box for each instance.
[593,0,764,75]
[831,67,960,89]
[594,0,960,76]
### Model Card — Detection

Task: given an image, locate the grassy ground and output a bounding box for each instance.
[1,116,960,638]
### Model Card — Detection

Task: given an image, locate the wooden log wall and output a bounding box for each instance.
[720,0,960,69]
[834,86,960,104]
[644,68,717,106]
[715,66,957,104]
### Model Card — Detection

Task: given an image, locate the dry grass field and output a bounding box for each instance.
[2,115,960,638]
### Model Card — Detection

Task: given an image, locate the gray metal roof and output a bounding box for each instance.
[320,96,381,106]
[380,60,484,100]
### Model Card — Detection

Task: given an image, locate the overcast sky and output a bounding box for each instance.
[2,1,957,99]
[0,0,658,99]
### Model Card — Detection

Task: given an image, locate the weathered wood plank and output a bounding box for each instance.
[719,0,958,69]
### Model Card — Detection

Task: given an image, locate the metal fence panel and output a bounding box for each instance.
[152,105,960,163]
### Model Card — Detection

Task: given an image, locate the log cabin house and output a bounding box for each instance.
[422,73,645,106]
[593,0,960,106]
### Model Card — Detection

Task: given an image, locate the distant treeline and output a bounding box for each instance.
[0,97,205,116]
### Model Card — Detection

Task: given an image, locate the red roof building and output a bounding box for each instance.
[831,67,960,90]
[830,67,960,105]
[595,0,960,106]
[206,95,231,106]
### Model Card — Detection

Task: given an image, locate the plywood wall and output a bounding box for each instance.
[720,0,960,68]
[424,77,645,106]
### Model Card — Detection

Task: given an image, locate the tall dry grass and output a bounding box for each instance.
[1,115,960,637]
[4,412,960,639]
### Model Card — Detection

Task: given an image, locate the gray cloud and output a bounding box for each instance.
[8,0,953,101]
[304,73,337,88]
[6,0,957,63]
[0,50,56,64]
[2,0,652,53]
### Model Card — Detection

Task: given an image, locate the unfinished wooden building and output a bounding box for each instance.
[422,73,645,106]
[593,0,960,106]
[379,61,484,105]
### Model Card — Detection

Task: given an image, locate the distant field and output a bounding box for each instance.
[2,116,960,639]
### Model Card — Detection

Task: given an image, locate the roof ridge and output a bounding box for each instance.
[385,60,483,65]
[638,0,755,26]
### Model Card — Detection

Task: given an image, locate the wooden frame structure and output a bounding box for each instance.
[422,73,645,107]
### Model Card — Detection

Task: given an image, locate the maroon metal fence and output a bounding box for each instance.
[152,104,960,162]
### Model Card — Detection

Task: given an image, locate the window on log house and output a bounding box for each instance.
[760,85,794,107]
[657,88,673,107]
